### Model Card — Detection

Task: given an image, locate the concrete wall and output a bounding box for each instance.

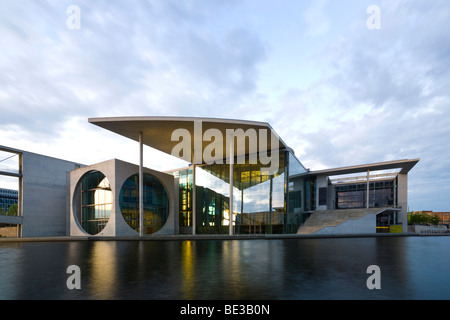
[397,174,408,232]
[21,151,83,237]
[314,214,377,235]
[69,159,178,237]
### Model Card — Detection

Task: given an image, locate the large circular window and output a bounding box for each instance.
[119,173,169,235]
[78,171,112,235]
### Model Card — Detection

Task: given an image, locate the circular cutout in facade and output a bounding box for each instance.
[119,173,169,235]
[76,170,112,235]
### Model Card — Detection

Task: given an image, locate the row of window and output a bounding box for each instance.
[335,181,395,209]
[0,189,18,196]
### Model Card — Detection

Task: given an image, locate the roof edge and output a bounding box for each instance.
[88,116,271,128]
[294,158,420,177]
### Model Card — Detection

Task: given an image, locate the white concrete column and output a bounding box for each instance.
[269,175,273,234]
[397,173,408,232]
[192,164,196,235]
[18,152,23,237]
[366,169,370,209]
[229,134,234,235]
[139,131,144,237]
[393,177,397,208]
[192,121,202,236]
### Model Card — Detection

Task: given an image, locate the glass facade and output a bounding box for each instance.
[79,171,112,235]
[119,173,169,235]
[287,152,312,232]
[172,168,193,229]
[172,150,309,234]
[335,179,396,209]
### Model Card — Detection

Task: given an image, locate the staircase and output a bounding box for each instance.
[296,208,384,235]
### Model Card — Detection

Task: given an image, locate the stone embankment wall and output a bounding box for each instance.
[0,226,18,237]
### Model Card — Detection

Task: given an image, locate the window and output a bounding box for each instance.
[79,171,112,235]
[318,187,327,206]
[335,180,394,209]
[119,173,169,235]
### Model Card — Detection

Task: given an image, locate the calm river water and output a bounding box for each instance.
[0,236,449,300]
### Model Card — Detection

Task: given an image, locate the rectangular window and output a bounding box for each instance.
[318,187,327,206]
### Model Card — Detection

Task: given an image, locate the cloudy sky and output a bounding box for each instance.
[0,0,449,211]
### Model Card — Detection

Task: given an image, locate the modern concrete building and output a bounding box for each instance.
[0,145,83,237]
[0,116,419,238]
[293,159,417,234]
[69,158,178,237]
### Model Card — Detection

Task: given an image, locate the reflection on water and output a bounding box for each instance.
[0,237,449,300]
[87,241,117,299]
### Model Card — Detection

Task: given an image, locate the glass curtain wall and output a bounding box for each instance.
[335,179,396,209]
[171,168,193,232]
[173,150,309,234]
[195,164,232,234]
[286,152,309,233]
[80,171,112,235]
[119,173,169,235]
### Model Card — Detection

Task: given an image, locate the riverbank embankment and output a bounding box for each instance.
[2,232,450,243]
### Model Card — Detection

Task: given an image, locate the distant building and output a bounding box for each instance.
[411,211,450,225]
[0,188,18,214]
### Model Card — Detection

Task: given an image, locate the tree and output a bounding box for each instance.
[408,211,441,225]
[430,214,440,225]
[7,203,18,216]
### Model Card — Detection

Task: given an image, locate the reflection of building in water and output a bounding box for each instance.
[0,117,419,237]
[88,241,118,299]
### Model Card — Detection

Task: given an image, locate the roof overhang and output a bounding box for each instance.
[302,158,420,177]
[88,116,289,165]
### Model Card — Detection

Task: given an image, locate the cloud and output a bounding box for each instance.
[1,0,449,211]
[303,0,330,36]
[285,0,450,210]
[0,0,266,140]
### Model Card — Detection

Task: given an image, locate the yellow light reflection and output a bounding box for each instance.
[222,240,242,296]
[88,241,117,299]
[181,241,195,299]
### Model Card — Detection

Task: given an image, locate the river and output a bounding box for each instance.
[0,236,449,300]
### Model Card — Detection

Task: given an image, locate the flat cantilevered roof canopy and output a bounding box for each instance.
[302,158,420,177]
[88,116,289,164]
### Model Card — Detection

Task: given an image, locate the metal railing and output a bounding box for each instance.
[419,228,450,235]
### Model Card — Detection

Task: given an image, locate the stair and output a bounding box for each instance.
[296,208,384,234]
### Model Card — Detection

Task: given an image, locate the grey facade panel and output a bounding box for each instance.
[21,151,83,237]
